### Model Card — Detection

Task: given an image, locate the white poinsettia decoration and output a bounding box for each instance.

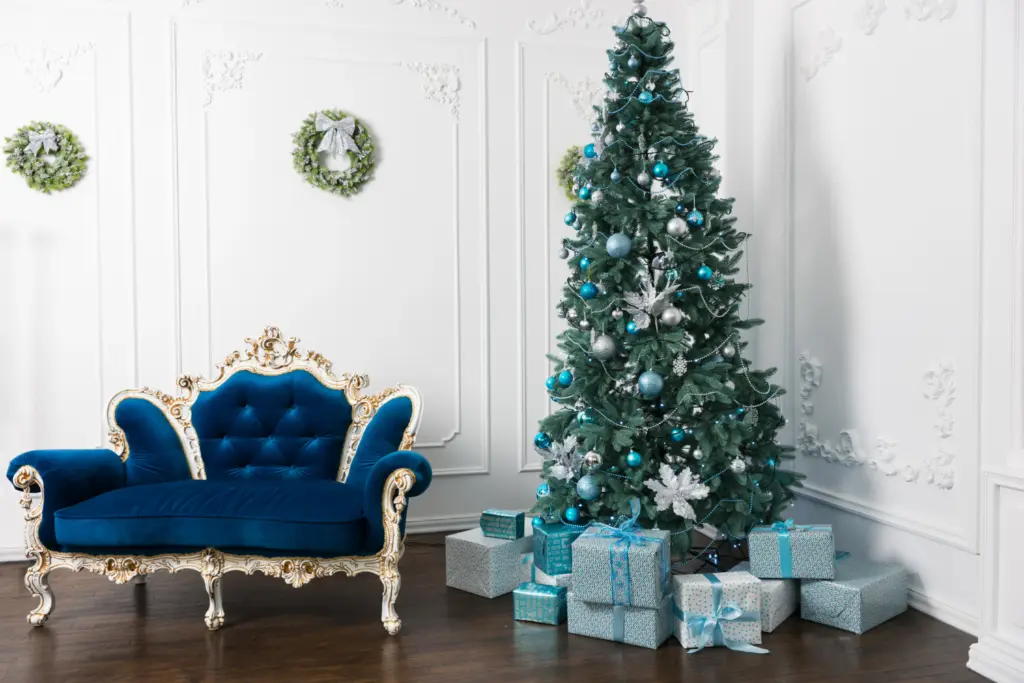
[544,436,583,481]
[622,270,680,330]
[644,464,710,521]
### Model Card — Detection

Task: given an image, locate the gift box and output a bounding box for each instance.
[672,572,766,653]
[748,521,835,579]
[514,582,568,625]
[800,558,908,634]
[445,526,533,598]
[480,509,525,541]
[571,527,671,609]
[729,561,798,632]
[534,523,585,576]
[567,592,673,649]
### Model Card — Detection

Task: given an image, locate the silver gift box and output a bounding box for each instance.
[800,558,908,634]
[445,526,533,598]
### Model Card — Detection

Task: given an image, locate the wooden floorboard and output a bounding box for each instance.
[0,534,984,683]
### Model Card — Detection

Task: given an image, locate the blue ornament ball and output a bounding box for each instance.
[686,209,705,228]
[545,376,557,391]
[584,143,597,159]
[626,451,642,467]
[671,428,686,442]
[610,169,622,183]
[536,482,550,498]
[558,370,574,387]
[580,282,598,300]
[576,474,601,501]
[578,185,593,200]
[637,371,664,399]
[626,321,638,335]
[652,162,669,179]
[698,265,713,281]
[579,257,591,270]
[606,233,632,259]
[564,211,577,226]
[565,507,581,523]
[675,203,686,215]
[627,56,640,70]
[534,432,552,450]
[531,516,545,529]
[577,409,596,426]
[638,91,654,105]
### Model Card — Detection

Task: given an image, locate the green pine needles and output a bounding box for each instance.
[292,109,375,197]
[4,122,88,193]
[533,9,803,555]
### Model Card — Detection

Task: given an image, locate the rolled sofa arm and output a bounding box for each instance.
[6,449,126,549]
[362,451,432,553]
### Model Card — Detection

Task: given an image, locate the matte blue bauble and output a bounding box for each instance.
[627,56,640,70]
[652,162,669,179]
[576,474,601,501]
[638,371,664,399]
[565,507,581,523]
[626,321,638,334]
[577,409,596,426]
[545,376,557,391]
[686,209,705,228]
[606,233,632,259]
[579,185,593,200]
[564,211,577,226]
[671,428,686,442]
[534,432,552,450]
[584,143,598,159]
[611,169,622,183]
[626,451,642,467]
[698,266,713,281]
[638,91,654,105]
[536,482,550,498]
[580,283,598,299]
[579,257,591,269]
[531,516,545,528]
[558,370,574,387]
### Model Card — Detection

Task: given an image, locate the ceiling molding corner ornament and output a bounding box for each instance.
[855,0,887,35]
[800,26,842,82]
[400,62,462,121]
[547,72,603,123]
[796,352,956,490]
[1,42,94,93]
[390,0,476,30]
[527,0,608,35]
[902,0,956,21]
[202,50,262,109]
[324,0,344,8]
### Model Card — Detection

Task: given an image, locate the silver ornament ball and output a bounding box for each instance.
[632,4,647,16]
[722,343,737,359]
[591,334,617,361]
[637,171,651,187]
[616,122,626,134]
[579,319,592,331]
[591,190,605,203]
[558,248,570,260]
[693,448,705,460]
[584,451,602,467]
[567,309,579,322]
[660,307,684,327]
[611,309,624,320]
[667,217,689,238]
[604,133,615,145]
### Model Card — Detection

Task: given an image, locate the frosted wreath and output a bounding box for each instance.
[3,121,88,193]
[292,109,375,197]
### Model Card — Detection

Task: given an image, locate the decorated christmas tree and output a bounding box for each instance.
[532,0,803,556]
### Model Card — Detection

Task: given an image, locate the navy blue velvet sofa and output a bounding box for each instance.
[6,327,432,634]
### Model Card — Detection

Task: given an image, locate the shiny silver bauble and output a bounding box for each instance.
[567,309,579,322]
[584,451,602,467]
[591,334,617,361]
[667,217,689,238]
[637,171,651,187]
[558,248,570,260]
[722,343,737,359]
[611,309,624,320]
[616,122,626,134]
[693,448,704,460]
[579,319,592,331]
[660,307,684,327]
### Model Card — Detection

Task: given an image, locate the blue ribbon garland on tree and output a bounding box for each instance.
[678,574,769,655]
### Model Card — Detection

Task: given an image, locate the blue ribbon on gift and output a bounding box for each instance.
[768,519,831,578]
[678,575,769,655]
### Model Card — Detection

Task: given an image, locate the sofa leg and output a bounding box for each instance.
[25,563,54,627]
[203,574,225,631]
[380,560,402,636]
[133,574,148,586]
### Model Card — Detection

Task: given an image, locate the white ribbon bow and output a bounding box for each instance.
[315,113,360,157]
[25,128,58,156]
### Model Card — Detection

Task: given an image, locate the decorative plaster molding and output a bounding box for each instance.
[1,43,94,93]
[903,0,956,21]
[800,26,842,82]
[324,0,344,7]
[391,0,476,30]
[547,73,604,123]
[202,50,262,109]
[401,62,461,121]
[181,0,204,6]
[527,0,608,35]
[796,352,956,490]
[855,0,887,35]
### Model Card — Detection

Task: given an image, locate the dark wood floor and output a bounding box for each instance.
[0,534,984,683]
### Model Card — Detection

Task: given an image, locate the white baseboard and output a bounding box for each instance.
[968,638,1024,683]
[0,547,25,563]
[406,513,480,534]
[908,585,980,636]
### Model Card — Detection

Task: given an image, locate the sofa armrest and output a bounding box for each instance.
[362,451,432,553]
[7,449,126,550]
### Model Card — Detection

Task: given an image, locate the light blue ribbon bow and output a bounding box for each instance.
[680,574,769,655]
[25,128,57,156]
[768,519,831,578]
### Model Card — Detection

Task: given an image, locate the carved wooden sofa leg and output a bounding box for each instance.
[380,559,402,636]
[202,551,225,631]
[25,557,54,627]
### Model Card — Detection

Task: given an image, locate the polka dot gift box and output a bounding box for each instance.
[729,561,799,633]
[747,520,836,580]
[672,572,767,654]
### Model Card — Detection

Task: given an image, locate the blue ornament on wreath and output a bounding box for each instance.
[638,91,654,105]
[698,265,713,281]
[565,507,581,523]
[626,451,642,467]
[534,432,552,450]
[564,211,577,226]
[576,474,600,501]
[638,371,664,399]
[626,321,638,335]
[579,257,591,270]
[579,185,593,200]
[558,370,574,387]
[531,516,545,529]
[686,209,705,228]
[671,428,686,442]
[580,283,598,300]
[536,482,550,498]
[652,161,669,179]
[606,233,632,258]
[545,376,557,391]
[584,143,598,159]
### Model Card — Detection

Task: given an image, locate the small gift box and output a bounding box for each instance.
[748,520,835,580]
[567,592,673,649]
[534,522,585,576]
[480,509,525,541]
[571,526,670,610]
[729,561,798,632]
[672,572,767,654]
[445,526,533,598]
[514,582,568,625]
[800,558,908,634]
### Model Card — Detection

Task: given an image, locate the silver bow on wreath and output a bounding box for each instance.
[315,113,361,157]
[25,128,58,156]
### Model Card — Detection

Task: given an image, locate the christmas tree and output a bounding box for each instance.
[532,0,803,556]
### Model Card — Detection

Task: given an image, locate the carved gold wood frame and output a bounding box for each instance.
[13,327,423,635]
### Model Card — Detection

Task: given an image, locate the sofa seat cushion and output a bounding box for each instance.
[53,480,368,557]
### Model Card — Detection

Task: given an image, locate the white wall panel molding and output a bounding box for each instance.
[526,1,610,36]
[545,72,603,123]
[201,50,262,109]
[902,0,957,22]
[390,0,477,30]
[798,25,841,82]
[0,42,94,93]
[400,62,462,120]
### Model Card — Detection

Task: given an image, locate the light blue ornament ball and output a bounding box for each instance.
[626,451,642,467]
[577,409,596,426]
[627,56,640,70]
[671,428,686,442]
[579,257,591,269]
[579,185,593,200]
[576,474,601,501]
[545,376,557,391]
[564,211,577,226]
[558,370,574,387]
[652,162,669,179]
[638,371,664,399]
[534,432,552,450]
[626,321,638,334]
[580,283,598,299]
[584,143,597,159]
[638,91,654,105]
[531,516,545,528]
[565,507,581,523]
[698,265,713,281]
[610,169,622,183]
[606,233,632,259]
[536,482,550,498]
[687,209,705,228]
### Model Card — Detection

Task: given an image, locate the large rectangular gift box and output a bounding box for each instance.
[748,522,836,580]
[800,558,908,634]
[480,509,525,541]
[567,592,673,649]
[520,553,573,588]
[534,523,585,576]
[445,526,533,598]
[514,582,568,625]
[729,561,798,633]
[571,527,671,609]
[672,572,763,650]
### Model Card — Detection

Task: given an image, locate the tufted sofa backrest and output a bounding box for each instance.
[190,370,353,480]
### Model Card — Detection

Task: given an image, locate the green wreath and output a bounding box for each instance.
[557,145,583,202]
[4,121,88,193]
[292,109,375,197]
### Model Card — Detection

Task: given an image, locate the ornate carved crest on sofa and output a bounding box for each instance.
[6,327,432,635]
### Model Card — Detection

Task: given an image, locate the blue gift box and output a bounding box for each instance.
[748,521,835,580]
[534,523,585,576]
[800,558,908,634]
[480,509,525,540]
[514,582,568,625]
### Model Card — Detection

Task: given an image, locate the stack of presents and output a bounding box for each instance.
[447,511,910,652]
